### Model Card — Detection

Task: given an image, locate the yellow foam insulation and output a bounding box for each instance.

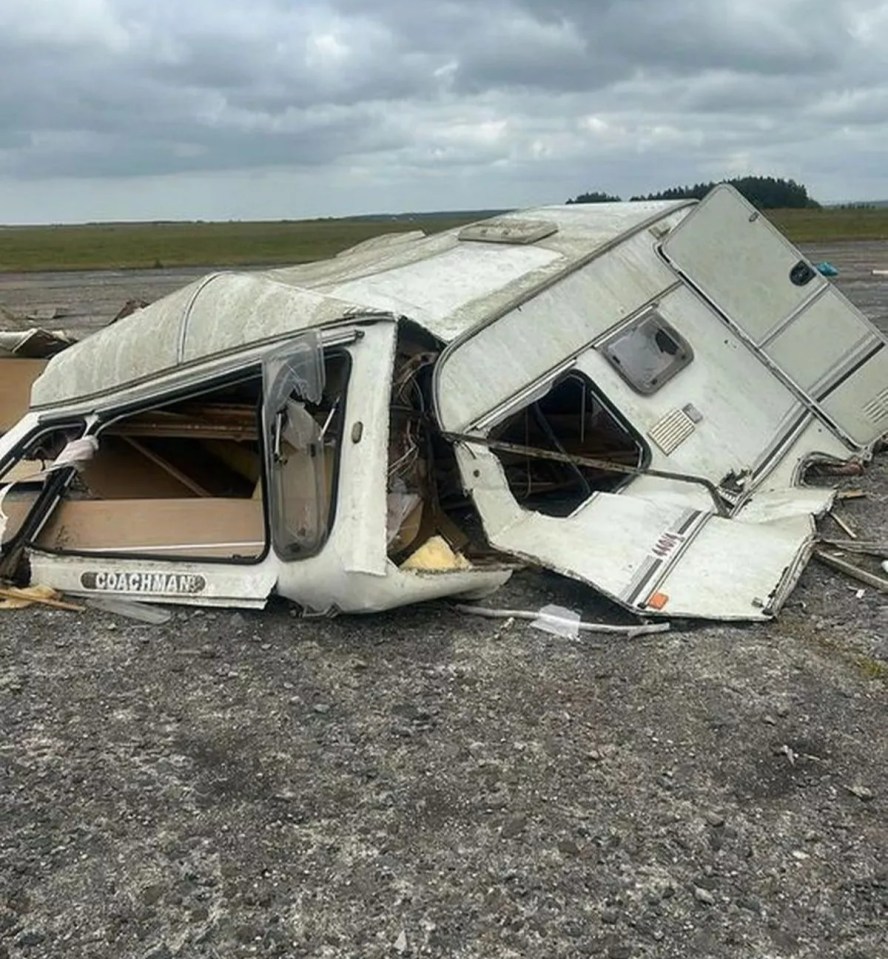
[400,535,472,572]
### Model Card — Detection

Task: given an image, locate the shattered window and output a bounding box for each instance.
[601,312,693,394]
[489,374,646,517]
[35,375,268,562]
[1,424,86,553]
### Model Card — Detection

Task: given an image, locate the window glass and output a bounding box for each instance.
[264,344,349,560]
[601,312,693,394]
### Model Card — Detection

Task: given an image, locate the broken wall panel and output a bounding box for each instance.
[76,440,201,499]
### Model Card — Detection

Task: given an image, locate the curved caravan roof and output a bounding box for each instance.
[31,200,692,408]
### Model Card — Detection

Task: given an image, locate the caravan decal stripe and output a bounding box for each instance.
[815,342,885,403]
[635,512,712,608]
[804,333,876,399]
[622,509,704,606]
[623,557,664,606]
[749,407,812,483]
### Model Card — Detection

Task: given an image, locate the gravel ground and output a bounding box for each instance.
[0,241,887,336]
[1,245,886,959]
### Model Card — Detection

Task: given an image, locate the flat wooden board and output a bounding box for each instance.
[34,497,265,558]
[0,360,46,432]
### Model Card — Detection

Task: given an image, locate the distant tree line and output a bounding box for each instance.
[565,190,622,204]
[566,176,820,209]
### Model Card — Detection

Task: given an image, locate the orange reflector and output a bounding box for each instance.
[647,591,669,610]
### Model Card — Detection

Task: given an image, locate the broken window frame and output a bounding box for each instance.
[599,310,694,395]
[485,369,651,515]
[5,332,356,569]
[0,419,88,569]
[32,369,273,567]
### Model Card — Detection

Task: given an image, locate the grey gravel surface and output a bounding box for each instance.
[1,243,887,958]
[0,542,885,959]
[0,267,209,335]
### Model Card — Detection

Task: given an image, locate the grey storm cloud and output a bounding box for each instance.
[0,0,886,221]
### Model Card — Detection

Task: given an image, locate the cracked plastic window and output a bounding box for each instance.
[263,335,350,560]
[601,312,693,394]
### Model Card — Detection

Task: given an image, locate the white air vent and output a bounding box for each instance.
[648,408,696,455]
[862,386,888,425]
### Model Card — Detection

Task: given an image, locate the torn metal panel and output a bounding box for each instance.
[446,439,819,619]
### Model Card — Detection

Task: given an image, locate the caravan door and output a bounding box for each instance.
[660,184,888,449]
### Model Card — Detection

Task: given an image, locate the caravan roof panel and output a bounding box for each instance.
[29,201,692,409]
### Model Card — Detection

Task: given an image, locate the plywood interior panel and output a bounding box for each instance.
[34,498,265,558]
[0,360,47,432]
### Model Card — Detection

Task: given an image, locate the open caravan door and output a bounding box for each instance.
[432,190,888,620]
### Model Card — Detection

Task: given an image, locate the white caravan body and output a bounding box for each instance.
[1,186,885,619]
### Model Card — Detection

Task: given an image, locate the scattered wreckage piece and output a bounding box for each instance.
[455,604,670,638]
[814,549,888,595]
[828,510,858,539]
[819,538,888,558]
[0,584,84,612]
[2,185,888,621]
[0,327,75,359]
[85,597,172,624]
[111,298,151,324]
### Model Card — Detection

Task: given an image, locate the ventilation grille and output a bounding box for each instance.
[648,408,695,455]
[862,386,888,425]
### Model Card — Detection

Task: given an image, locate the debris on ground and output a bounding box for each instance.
[0,583,83,611]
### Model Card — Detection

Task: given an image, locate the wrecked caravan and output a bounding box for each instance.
[2,185,887,619]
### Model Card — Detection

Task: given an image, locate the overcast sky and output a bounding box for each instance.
[1,0,886,223]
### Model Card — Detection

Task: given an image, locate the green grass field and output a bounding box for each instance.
[0,215,481,273]
[768,207,888,243]
[1,207,887,273]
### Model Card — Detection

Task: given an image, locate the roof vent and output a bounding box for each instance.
[458,218,558,245]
